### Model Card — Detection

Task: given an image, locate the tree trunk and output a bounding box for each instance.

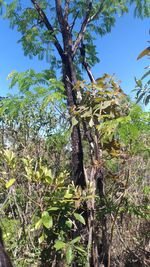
[62,54,86,188]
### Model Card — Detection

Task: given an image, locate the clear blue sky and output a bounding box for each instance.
[0,7,149,106]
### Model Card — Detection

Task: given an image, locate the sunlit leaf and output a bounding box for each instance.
[35,219,42,230]
[38,234,45,244]
[54,240,66,251]
[89,118,94,127]
[65,219,73,229]
[5,178,16,189]
[74,213,86,225]
[66,246,73,265]
[42,211,53,229]
[48,207,59,211]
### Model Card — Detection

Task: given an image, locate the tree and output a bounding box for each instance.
[1,0,150,266]
[3,0,149,187]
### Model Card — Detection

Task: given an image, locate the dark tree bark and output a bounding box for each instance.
[31,0,86,188]
[62,53,86,188]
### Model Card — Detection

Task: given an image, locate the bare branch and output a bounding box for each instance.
[31,0,64,57]
[72,2,92,57]
[80,41,96,83]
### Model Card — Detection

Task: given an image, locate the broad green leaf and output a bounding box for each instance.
[54,240,66,251]
[42,211,53,229]
[5,178,16,189]
[65,219,73,229]
[74,213,86,225]
[66,246,73,265]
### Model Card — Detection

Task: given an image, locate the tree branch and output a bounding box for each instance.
[72,2,92,56]
[31,0,64,57]
[80,41,96,83]
[55,0,71,50]
[64,0,70,21]
[70,11,79,33]
[88,0,105,23]
[55,0,65,29]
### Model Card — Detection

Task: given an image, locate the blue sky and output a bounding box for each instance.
[0,7,149,106]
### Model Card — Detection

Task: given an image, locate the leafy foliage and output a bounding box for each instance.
[0,71,149,266]
[0,1,150,266]
[135,44,150,105]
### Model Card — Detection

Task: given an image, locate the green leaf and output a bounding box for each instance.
[89,118,94,127]
[42,211,53,229]
[70,236,81,244]
[35,219,42,230]
[45,176,52,184]
[65,219,73,229]
[101,100,112,110]
[4,149,15,163]
[54,240,66,251]
[81,110,92,118]
[38,234,45,244]
[66,246,73,265]
[48,207,59,211]
[74,213,86,225]
[5,178,16,189]
[64,192,73,199]
[72,117,78,126]
[75,245,86,254]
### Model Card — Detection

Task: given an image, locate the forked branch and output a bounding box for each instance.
[72,2,93,56]
[31,0,64,57]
